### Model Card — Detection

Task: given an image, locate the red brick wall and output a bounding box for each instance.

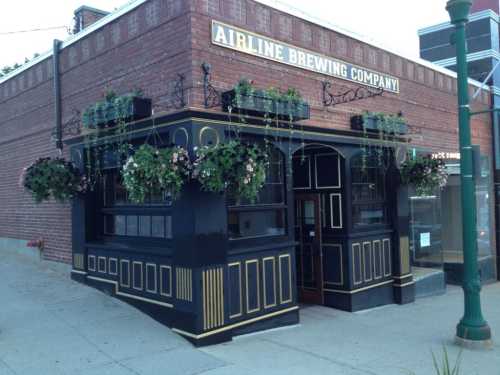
[0,0,192,262]
[0,0,494,262]
[190,0,492,156]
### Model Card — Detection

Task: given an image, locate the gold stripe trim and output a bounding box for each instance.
[324,280,393,294]
[172,306,299,340]
[393,281,415,288]
[68,114,407,148]
[393,273,413,280]
[71,269,87,275]
[87,276,173,308]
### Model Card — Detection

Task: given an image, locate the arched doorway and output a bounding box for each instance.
[292,144,345,304]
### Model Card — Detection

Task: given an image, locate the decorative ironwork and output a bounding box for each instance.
[173,73,186,109]
[202,62,221,108]
[152,73,187,113]
[322,81,383,107]
[52,109,82,141]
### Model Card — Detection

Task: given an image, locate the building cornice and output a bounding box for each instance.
[0,0,147,86]
[417,9,499,36]
[0,0,490,92]
[432,49,500,67]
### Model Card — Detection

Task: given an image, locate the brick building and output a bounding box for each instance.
[0,0,495,345]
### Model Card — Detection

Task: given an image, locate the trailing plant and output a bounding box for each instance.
[400,155,448,196]
[122,144,191,204]
[234,78,255,108]
[82,90,145,129]
[354,111,409,173]
[225,79,309,121]
[21,158,89,203]
[192,140,269,203]
[81,89,148,190]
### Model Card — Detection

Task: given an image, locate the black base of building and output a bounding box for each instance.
[393,282,416,304]
[324,282,394,312]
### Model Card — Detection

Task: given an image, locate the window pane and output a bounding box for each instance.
[228,209,286,239]
[115,174,127,205]
[139,216,151,237]
[316,153,340,188]
[152,216,165,238]
[104,214,115,234]
[165,216,172,239]
[293,156,311,189]
[115,215,126,235]
[228,147,284,206]
[126,215,138,236]
[352,204,386,226]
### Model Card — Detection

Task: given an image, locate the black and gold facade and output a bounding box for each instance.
[68,110,415,346]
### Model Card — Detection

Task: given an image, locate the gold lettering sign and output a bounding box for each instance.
[211,20,400,94]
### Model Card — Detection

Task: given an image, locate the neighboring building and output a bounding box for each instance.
[419,0,499,285]
[0,0,494,346]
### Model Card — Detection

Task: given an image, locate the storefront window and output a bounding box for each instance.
[351,151,387,227]
[228,147,287,240]
[100,170,172,240]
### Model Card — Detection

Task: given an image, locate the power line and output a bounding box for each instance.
[0,25,69,36]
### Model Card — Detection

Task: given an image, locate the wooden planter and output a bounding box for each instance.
[83,97,152,129]
[350,115,408,135]
[221,90,310,121]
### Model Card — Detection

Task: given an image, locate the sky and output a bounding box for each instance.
[0,0,451,69]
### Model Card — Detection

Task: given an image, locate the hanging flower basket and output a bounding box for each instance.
[122,144,191,204]
[351,111,408,135]
[400,155,448,196]
[221,79,310,121]
[82,93,152,129]
[192,140,269,203]
[21,158,89,203]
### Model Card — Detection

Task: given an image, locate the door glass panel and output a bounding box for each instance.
[303,200,315,225]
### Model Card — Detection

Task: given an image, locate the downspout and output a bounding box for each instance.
[53,39,62,152]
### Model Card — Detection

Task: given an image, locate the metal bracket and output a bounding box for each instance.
[202,62,221,108]
[152,73,187,113]
[322,81,383,107]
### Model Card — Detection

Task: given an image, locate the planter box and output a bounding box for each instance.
[221,90,310,121]
[350,115,408,135]
[83,97,152,129]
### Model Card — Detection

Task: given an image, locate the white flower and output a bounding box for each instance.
[243,178,249,184]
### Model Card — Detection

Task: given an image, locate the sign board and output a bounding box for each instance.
[420,232,431,248]
[211,20,400,94]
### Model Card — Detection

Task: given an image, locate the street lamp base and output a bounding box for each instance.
[455,335,493,350]
[456,322,492,349]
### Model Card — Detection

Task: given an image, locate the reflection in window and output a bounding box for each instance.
[227,147,284,206]
[351,150,387,227]
[228,209,286,239]
[227,146,287,240]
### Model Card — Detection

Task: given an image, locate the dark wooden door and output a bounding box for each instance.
[295,194,323,304]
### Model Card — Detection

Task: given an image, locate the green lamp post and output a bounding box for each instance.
[446,0,492,347]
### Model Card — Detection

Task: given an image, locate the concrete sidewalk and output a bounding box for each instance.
[1,252,500,375]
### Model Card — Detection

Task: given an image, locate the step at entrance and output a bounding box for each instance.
[413,267,446,298]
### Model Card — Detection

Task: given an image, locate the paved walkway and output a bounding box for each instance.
[1,252,500,375]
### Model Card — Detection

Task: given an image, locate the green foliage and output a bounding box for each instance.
[432,347,462,375]
[230,79,308,120]
[0,53,40,78]
[362,111,407,134]
[400,155,448,196]
[193,140,269,203]
[122,144,191,204]
[407,347,462,375]
[21,158,88,203]
[82,92,139,129]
